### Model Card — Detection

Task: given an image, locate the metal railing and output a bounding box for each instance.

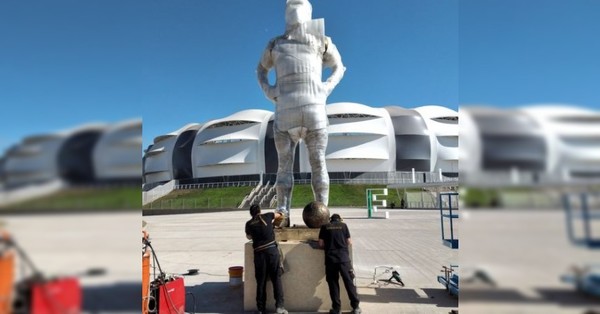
[461,170,600,188]
[142,170,461,208]
[169,171,457,189]
[175,180,260,190]
[168,171,458,192]
[144,197,241,210]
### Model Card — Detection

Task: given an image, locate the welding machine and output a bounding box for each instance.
[2,230,85,314]
[13,276,81,314]
[143,236,186,314]
[148,276,185,314]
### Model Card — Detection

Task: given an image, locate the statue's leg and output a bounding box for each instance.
[305,128,329,206]
[274,128,297,216]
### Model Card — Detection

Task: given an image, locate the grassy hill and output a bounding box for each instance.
[0,186,141,211]
[144,184,409,210]
[143,186,255,210]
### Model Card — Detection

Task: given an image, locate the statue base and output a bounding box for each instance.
[275,225,320,241]
[244,227,352,312]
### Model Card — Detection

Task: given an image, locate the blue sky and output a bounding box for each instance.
[0,2,145,152]
[138,0,459,149]
[0,0,458,152]
[460,0,600,108]
[1,0,598,154]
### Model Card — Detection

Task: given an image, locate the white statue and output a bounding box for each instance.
[257,0,345,225]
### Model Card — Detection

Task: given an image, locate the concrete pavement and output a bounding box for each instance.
[1,206,597,313]
[2,211,141,313]
[144,208,458,313]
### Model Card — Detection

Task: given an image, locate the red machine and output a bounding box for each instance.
[14,276,81,314]
[1,230,104,314]
[143,236,186,314]
[150,277,185,314]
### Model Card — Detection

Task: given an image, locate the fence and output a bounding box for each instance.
[142,170,460,209]
[175,181,260,190]
[403,191,459,209]
[143,197,241,210]
[171,171,457,189]
[462,170,600,188]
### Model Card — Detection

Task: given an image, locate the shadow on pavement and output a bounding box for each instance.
[358,287,457,308]
[343,217,387,220]
[461,287,600,307]
[460,288,535,303]
[82,282,142,313]
[536,288,600,307]
[185,282,243,313]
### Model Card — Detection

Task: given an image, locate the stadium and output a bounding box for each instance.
[143,103,460,190]
[460,105,600,186]
[141,102,459,207]
[0,119,141,207]
[142,103,600,206]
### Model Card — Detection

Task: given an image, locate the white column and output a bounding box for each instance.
[510,167,519,185]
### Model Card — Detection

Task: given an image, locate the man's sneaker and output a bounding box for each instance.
[276,307,289,314]
[329,309,342,314]
[351,307,362,314]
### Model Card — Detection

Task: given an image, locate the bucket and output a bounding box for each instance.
[228,266,243,287]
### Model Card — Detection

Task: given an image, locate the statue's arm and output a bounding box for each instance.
[322,37,345,96]
[256,40,277,102]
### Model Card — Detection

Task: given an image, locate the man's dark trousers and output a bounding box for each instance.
[325,261,360,311]
[254,246,284,311]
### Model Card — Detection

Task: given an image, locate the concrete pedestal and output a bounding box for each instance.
[244,228,352,312]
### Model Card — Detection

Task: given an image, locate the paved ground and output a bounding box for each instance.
[144,208,459,313]
[460,208,600,314]
[3,207,596,313]
[1,211,141,313]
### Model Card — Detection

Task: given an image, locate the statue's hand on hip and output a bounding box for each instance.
[322,82,332,96]
[267,85,279,102]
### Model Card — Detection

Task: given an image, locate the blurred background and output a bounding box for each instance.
[0,1,142,312]
[0,119,141,210]
[460,0,600,313]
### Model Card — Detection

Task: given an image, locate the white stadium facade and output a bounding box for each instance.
[144,103,600,191]
[143,103,460,190]
[0,119,142,191]
[3,103,596,205]
[460,105,600,186]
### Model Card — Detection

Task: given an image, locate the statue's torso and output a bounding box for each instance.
[271,36,327,108]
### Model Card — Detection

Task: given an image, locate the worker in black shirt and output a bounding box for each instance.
[245,204,288,314]
[318,213,361,314]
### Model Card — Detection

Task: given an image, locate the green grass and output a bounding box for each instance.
[144,184,409,209]
[0,186,142,211]
[461,188,501,207]
[143,186,255,209]
[291,184,405,207]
